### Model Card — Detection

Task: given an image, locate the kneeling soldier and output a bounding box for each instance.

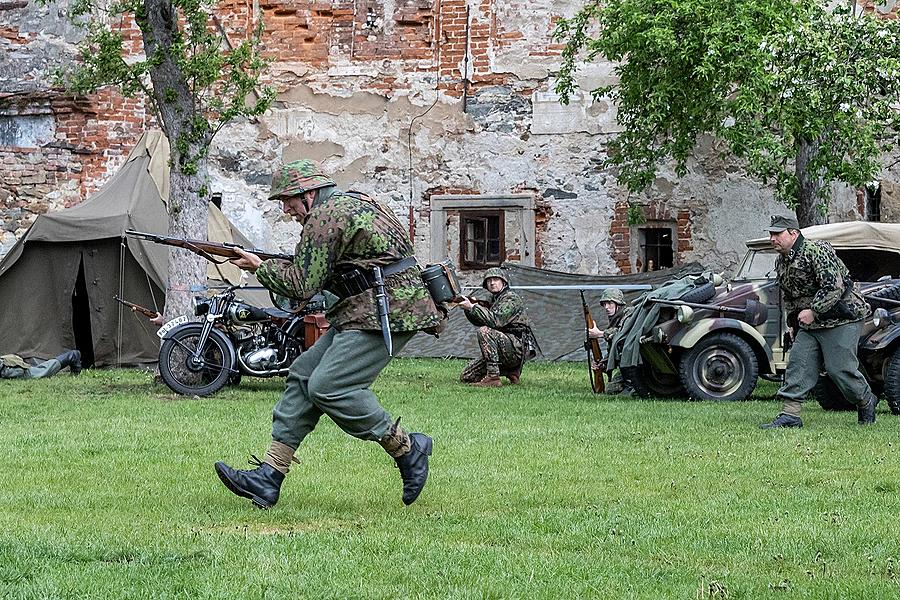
[587,288,633,395]
[459,268,535,387]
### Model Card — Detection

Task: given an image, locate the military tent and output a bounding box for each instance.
[0,130,267,367]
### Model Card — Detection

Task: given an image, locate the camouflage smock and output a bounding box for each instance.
[256,188,444,332]
[775,233,869,330]
[464,286,533,335]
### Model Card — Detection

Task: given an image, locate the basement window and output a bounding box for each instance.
[460,210,505,269]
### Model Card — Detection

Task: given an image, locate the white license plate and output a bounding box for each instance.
[157,315,190,338]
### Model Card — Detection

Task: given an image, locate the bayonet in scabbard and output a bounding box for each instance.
[372,266,393,356]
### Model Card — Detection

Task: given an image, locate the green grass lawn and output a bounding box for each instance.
[1,359,899,599]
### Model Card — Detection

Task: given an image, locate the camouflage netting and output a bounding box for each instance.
[400,261,705,361]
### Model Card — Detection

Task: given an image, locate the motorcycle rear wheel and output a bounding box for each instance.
[159,325,235,396]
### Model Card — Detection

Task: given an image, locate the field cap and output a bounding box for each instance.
[765,214,800,233]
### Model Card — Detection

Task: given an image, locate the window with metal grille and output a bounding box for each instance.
[639,227,674,271]
[460,211,505,269]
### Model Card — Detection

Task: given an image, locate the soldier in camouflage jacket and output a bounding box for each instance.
[761,214,877,429]
[587,288,634,395]
[459,267,535,387]
[215,159,444,508]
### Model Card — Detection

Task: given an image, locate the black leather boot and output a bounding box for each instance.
[394,433,433,505]
[214,457,285,509]
[760,413,803,429]
[55,350,82,375]
[858,392,877,425]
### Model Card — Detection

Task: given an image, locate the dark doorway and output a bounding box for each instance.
[72,257,95,368]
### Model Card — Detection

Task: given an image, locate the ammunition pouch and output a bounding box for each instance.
[327,256,418,300]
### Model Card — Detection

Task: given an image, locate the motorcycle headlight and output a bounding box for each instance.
[873,307,890,329]
[193,296,210,316]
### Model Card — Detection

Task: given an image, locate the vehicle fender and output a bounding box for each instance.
[161,322,237,369]
[670,318,776,373]
[861,325,900,352]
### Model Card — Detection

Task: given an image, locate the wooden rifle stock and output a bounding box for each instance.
[580,291,605,394]
[124,229,293,263]
[113,295,158,319]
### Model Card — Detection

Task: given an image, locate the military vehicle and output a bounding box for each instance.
[623,222,900,409]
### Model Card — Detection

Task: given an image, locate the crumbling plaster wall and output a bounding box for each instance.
[0,0,885,279]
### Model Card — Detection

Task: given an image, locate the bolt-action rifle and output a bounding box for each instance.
[580,290,605,394]
[113,295,159,319]
[125,230,293,263]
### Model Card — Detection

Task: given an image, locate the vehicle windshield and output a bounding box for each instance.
[734,249,777,280]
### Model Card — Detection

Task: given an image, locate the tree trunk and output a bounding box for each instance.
[140,0,211,319]
[794,137,826,228]
[164,169,209,320]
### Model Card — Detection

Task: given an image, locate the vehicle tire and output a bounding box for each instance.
[866,282,900,311]
[159,325,235,396]
[622,364,685,398]
[811,375,856,411]
[882,347,900,415]
[679,332,758,401]
[679,282,716,304]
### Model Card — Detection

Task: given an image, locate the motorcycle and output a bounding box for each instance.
[157,284,328,396]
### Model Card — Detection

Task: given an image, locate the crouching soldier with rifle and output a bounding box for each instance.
[587,288,634,395]
[214,159,446,508]
[458,268,536,387]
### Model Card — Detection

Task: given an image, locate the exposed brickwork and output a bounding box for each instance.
[609,202,694,273]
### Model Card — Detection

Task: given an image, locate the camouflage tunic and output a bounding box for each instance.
[464,287,532,334]
[256,187,444,332]
[776,234,869,330]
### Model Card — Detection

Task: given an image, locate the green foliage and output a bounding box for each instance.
[555,1,900,211]
[2,362,900,598]
[42,0,274,176]
[626,201,646,225]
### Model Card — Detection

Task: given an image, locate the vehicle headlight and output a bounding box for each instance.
[873,307,890,329]
[677,305,695,324]
[193,296,210,316]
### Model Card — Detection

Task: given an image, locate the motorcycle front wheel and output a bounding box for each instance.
[159,324,235,396]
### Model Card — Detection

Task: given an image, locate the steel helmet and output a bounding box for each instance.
[269,159,336,200]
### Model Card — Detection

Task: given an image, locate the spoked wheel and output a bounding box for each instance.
[159,325,235,396]
[679,333,758,401]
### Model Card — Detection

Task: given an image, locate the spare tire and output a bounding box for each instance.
[679,282,716,304]
[866,282,900,311]
[811,375,856,411]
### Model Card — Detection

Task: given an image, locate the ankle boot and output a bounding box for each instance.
[502,367,521,384]
[55,350,82,375]
[214,456,285,509]
[395,433,433,505]
[471,374,502,387]
[858,392,877,425]
[380,418,433,505]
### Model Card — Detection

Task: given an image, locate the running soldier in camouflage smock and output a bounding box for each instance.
[459,268,535,388]
[760,214,877,429]
[587,288,634,395]
[215,159,445,508]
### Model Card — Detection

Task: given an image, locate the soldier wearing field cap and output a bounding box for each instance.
[761,213,877,429]
[215,159,446,508]
[587,287,634,395]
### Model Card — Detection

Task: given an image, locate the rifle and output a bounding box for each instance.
[125,230,293,263]
[113,295,159,319]
[580,290,605,394]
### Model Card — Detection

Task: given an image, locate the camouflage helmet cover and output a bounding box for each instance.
[482,267,509,289]
[269,159,336,200]
[599,288,626,306]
